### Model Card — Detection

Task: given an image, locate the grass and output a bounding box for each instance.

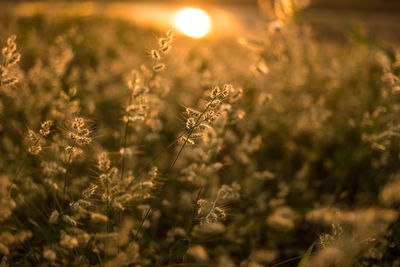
[0,9,400,267]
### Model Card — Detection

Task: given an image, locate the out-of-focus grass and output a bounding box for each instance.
[0,7,400,267]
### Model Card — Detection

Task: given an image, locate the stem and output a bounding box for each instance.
[14,137,41,182]
[271,254,316,267]
[130,131,186,182]
[63,145,74,205]
[146,70,156,88]
[106,180,110,233]
[53,190,63,213]
[117,92,134,256]
[13,216,39,264]
[133,207,152,242]
[120,94,133,181]
[14,152,29,181]
[134,98,216,241]
[187,187,203,235]
[117,211,121,255]
[120,125,130,181]
[168,98,215,171]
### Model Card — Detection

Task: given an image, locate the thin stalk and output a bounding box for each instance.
[106,180,110,233]
[271,254,316,267]
[63,145,74,205]
[117,93,134,256]
[14,137,41,181]
[146,69,156,88]
[120,93,133,181]
[15,132,63,213]
[186,121,228,236]
[186,187,203,235]
[14,152,29,180]
[134,98,216,241]
[133,207,152,242]
[53,190,63,213]
[117,211,121,256]
[13,216,39,264]
[130,131,186,182]
[169,98,215,171]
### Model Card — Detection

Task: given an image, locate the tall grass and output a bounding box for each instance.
[0,11,399,267]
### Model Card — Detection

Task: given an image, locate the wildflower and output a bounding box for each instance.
[151,49,160,60]
[204,207,225,224]
[71,117,84,130]
[98,152,111,172]
[209,100,221,108]
[28,130,39,142]
[0,65,6,78]
[161,45,171,53]
[204,111,216,122]
[153,63,166,72]
[186,108,200,118]
[68,117,91,146]
[65,146,75,155]
[210,86,220,99]
[1,77,17,86]
[28,139,42,155]
[108,167,118,181]
[39,120,53,137]
[82,183,97,199]
[186,117,196,129]
[2,35,20,67]
[181,136,195,145]
[100,173,109,186]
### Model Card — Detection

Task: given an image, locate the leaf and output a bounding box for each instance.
[298,243,315,267]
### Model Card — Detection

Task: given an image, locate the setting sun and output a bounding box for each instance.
[174,8,211,38]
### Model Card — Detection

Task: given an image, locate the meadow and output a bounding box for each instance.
[0,4,400,266]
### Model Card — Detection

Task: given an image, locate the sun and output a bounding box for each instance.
[174,8,211,38]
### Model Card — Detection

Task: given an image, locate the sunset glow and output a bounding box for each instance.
[174,8,211,38]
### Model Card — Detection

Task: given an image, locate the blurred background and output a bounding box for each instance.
[1,0,400,42]
[1,1,400,266]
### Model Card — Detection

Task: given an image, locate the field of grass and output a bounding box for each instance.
[1,5,400,267]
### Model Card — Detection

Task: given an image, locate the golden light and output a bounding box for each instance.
[174,8,211,38]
